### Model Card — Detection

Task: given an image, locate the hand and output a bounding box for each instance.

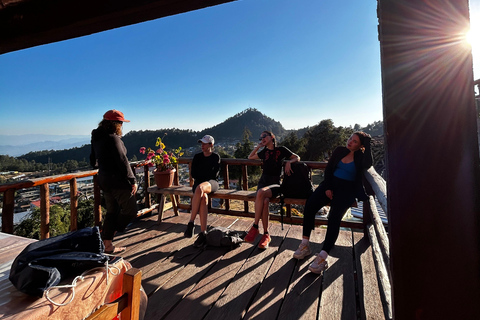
[131,183,138,195]
[257,141,264,148]
[325,190,333,200]
[284,161,293,176]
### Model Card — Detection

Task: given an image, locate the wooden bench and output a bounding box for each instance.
[147,185,364,229]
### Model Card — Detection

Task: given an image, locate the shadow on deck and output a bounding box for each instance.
[114,210,385,319]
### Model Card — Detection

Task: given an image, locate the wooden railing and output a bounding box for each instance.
[0,161,155,239]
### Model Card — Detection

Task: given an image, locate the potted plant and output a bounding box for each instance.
[140,136,183,188]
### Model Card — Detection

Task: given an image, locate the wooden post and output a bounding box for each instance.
[40,183,50,239]
[143,165,151,208]
[242,164,248,212]
[2,189,15,234]
[93,175,102,227]
[69,178,78,231]
[223,163,230,211]
[378,0,480,318]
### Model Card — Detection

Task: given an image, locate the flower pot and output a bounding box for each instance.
[154,168,175,188]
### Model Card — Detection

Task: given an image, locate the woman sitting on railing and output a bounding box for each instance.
[293,131,372,273]
[184,135,221,248]
[90,109,138,254]
[246,130,300,249]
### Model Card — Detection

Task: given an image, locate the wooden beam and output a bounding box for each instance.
[0,0,238,54]
[378,0,480,318]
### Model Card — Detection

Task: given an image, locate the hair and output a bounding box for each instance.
[100,120,123,136]
[353,131,371,147]
[262,130,276,147]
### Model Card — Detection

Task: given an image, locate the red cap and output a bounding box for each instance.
[103,109,130,122]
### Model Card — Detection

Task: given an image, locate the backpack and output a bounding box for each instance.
[278,162,314,229]
[9,227,108,297]
[280,162,314,199]
[205,226,247,248]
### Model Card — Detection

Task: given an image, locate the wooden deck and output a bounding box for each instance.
[113,210,385,319]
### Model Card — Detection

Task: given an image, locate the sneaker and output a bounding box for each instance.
[308,254,329,274]
[184,222,194,238]
[258,234,271,249]
[293,242,312,260]
[244,226,259,243]
[194,232,207,248]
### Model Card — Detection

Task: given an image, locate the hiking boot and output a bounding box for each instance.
[258,234,271,249]
[194,232,207,248]
[308,254,329,274]
[293,242,311,260]
[244,226,259,243]
[184,221,194,238]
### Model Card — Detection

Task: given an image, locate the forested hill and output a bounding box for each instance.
[17,108,302,165]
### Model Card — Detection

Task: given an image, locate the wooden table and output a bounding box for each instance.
[0,232,131,320]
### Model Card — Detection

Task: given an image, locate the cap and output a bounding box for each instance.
[103,109,130,122]
[198,135,214,144]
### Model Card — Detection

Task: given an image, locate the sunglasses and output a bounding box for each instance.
[259,134,270,140]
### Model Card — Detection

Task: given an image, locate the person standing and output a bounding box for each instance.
[246,131,300,249]
[90,109,137,254]
[184,135,221,247]
[293,132,372,273]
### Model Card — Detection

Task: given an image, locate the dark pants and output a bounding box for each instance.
[102,188,137,240]
[303,177,355,253]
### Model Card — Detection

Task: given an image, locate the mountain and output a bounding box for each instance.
[0,135,90,157]
[17,108,302,164]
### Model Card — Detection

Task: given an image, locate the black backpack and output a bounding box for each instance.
[205,226,247,248]
[280,162,314,199]
[278,162,314,229]
[9,227,108,297]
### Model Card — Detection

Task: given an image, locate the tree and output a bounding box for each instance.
[279,132,307,158]
[302,119,353,161]
[233,128,261,188]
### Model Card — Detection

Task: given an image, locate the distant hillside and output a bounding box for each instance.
[18,108,295,164]
[15,109,384,165]
[0,135,89,157]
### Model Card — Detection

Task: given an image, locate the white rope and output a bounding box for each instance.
[45,257,122,307]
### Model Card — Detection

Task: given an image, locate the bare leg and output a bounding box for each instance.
[254,187,273,231]
[261,196,270,233]
[190,181,212,228]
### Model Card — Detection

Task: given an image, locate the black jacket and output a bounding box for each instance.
[90,126,135,191]
[323,143,373,201]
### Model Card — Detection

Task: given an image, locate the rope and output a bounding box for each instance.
[45,257,123,307]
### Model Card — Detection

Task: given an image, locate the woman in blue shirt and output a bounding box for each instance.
[293,131,372,273]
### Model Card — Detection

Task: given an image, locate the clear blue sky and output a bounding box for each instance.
[0,0,478,138]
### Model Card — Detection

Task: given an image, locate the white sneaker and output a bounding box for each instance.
[308,254,328,274]
[293,242,311,260]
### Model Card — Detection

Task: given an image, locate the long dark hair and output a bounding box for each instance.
[100,120,123,136]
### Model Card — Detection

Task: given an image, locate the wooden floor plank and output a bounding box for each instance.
[353,232,385,320]
[319,229,357,320]
[244,223,302,319]
[165,218,254,319]
[278,226,327,320]
[144,216,240,319]
[107,209,384,320]
[204,222,289,320]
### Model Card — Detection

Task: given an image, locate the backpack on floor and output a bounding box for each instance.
[205,226,247,248]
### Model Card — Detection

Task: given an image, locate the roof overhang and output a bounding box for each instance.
[0,0,237,54]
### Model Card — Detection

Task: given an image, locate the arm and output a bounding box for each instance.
[248,142,264,160]
[284,153,300,175]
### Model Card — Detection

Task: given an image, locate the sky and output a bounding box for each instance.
[0,0,479,139]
